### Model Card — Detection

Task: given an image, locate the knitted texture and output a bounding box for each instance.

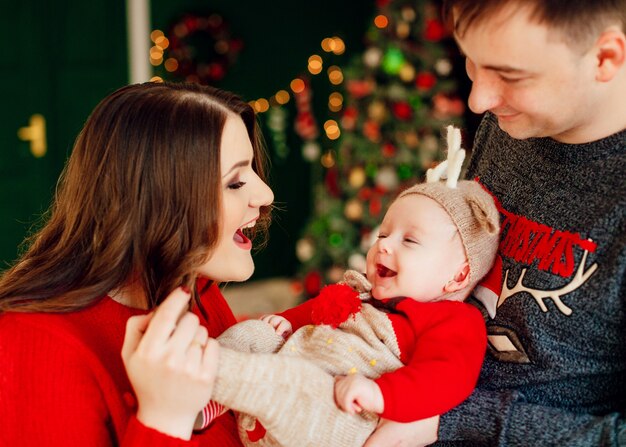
[0,281,243,447]
[436,112,626,445]
[212,281,404,447]
[399,180,500,288]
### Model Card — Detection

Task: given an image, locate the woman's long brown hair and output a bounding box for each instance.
[0,82,270,313]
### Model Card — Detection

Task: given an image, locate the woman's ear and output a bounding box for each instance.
[444,261,470,293]
[594,27,626,82]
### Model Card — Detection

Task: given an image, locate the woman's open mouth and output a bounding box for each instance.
[233,219,256,250]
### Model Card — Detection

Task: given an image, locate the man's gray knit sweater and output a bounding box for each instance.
[436,113,626,446]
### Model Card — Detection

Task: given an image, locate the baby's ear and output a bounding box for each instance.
[467,196,500,235]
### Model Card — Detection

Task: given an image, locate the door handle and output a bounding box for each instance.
[17,114,47,158]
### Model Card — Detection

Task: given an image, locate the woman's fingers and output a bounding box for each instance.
[121,313,154,362]
[140,287,192,348]
[167,312,200,357]
[200,339,220,382]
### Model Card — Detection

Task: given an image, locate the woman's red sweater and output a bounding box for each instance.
[0,281,243,447]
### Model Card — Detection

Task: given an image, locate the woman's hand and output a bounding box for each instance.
[364,415,440,447]
[121,287,219,440]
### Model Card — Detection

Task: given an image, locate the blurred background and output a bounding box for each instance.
[1,0,479,315]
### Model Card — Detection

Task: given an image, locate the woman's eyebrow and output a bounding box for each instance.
[222,160,250,178]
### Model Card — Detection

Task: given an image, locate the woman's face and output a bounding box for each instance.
[197,115,274,282]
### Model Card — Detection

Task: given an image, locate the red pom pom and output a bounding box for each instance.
[311,284,362,328]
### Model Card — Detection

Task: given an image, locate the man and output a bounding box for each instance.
[365,1,626,445]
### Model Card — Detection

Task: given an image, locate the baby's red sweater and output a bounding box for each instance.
[280,291,487,422]
[0,281,243,447]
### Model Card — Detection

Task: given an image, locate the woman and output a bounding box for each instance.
[0,82,274,445]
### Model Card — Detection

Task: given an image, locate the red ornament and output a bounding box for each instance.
[342,106,358,131]
[295,111,319,140]
[424,19,446,41]
[346,79,375,99]
[376,0,392,7]
[382,142,396,157]
[363,120,381,142]
[293,79,320,140]
[415,72,437,91]
[369,196,383,216]
[325,167,341,197]
[433,93,465,118]
[358,187,373,200]
[311,284,362,328]
[304,271,323,297]
[392,102,413,121]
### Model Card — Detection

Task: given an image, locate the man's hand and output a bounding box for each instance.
[364,415,440,447]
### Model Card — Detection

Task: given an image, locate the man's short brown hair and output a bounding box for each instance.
[443,0,626,50]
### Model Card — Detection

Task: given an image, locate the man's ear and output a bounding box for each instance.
[594,27,626,82]
[444,261,470,293]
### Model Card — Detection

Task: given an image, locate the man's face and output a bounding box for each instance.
[454,4,600,143]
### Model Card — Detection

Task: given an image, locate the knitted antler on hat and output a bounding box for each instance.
[426,125,465,187]
[397,125,500,290]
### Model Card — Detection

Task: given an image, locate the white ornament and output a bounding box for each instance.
[296,238,315,262]
[360,225,380,252]
[302,141,321,161]
[348,253,367,273]
[363,47,383,68]
[435,59,452,76]
[375,165,399,190]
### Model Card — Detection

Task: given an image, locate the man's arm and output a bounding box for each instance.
[438,388,625,446]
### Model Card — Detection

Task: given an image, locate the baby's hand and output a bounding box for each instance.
[260,314,292,338]
[334,374,384,415]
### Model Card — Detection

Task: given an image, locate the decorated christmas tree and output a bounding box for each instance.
[296,0,465,298]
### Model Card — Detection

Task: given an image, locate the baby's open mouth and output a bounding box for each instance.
[376,264,397,278]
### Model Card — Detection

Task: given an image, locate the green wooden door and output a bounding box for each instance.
[0,0,128,268]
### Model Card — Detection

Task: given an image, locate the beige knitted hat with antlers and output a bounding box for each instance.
[398,126,500,289]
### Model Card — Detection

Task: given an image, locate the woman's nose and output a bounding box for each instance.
[250,176,274,208]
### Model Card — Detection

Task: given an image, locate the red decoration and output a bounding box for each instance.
[311,284,362,328]
[382,142,396,157]
[415,72,437,91]
[363,120,381,142]
[358,187,373,201]
[376,0,392,7]
[392,101,413,121]
[341,106,358,131]
[325,167,341,197]
[424,19,447,42]
[346,79,375,99]
[304,271,323,297]
[166,13,243,84]
[433,93,465,118]
[293,79,320,140]
[369,196,383,216]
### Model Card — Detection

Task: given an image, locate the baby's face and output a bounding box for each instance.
[366,194,467,301]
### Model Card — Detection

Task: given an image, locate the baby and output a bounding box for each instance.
[203,126,500,447]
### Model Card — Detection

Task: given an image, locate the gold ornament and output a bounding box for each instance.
[398,63,416,82]
[349,166,366,188]
[344,198,364,221]
[367,101,387,122]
